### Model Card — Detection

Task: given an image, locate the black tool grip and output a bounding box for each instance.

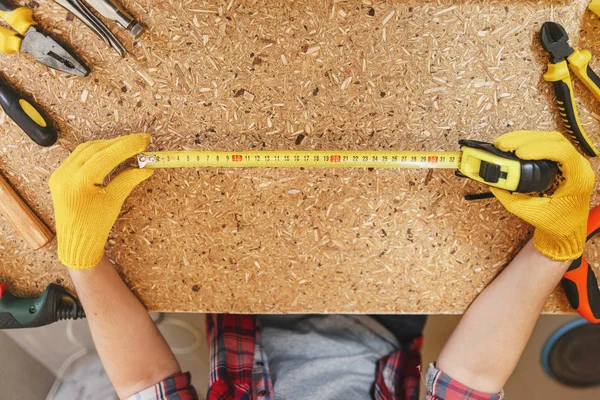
[0,0,18,12]
[458,139,558,193]
[0,76,57,146]
[516,159,558,193]
[586,65,600,90]
[0,312,22,328]
[0,283,85,330]
[553,80,598,157]
[563,256,600,323]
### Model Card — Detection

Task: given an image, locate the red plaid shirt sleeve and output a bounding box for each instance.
[373,336,423,400]
[206,314,257,400]
[425,363,504,400]
[124,372,198,400]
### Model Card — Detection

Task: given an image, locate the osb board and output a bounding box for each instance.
[0,0,599,313]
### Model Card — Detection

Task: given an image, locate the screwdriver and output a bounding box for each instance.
[86,0,146,39]
[0,74,57,146]
[0,283,85,329]
[562,205,600,324]
[0,73,57,146]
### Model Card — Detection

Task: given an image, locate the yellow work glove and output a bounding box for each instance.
[49,134,154,270]
[590,0,600,17]
[490,131,595,261]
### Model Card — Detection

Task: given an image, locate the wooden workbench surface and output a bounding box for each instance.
[0,0,599,313]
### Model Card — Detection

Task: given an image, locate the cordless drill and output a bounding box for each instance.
[0,283,85,329]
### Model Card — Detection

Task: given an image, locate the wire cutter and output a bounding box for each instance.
[563,205,600,324]
[539,21,600,157]
[0,0,89,76]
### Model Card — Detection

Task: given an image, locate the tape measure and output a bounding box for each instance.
[137,139,558,193]
[136,150,461,169]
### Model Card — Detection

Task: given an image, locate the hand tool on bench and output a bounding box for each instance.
[85,0,146,39]
[539,22,600,323]
[0,0,89,76]
[0,73,57,146]
[0,282,84,329]
[137,138,559,194]
[539,21,600,157]
[0,172,53,250]
[563,205,600,323]
[54,0,126,56]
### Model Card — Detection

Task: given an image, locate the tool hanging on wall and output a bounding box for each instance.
[137,138,558,194]
[539,21,600,157]
[0,282,84,329]
[54,0,126,56]
[85,0,146,39]
[0,0,89,76]
[0,73,57,146]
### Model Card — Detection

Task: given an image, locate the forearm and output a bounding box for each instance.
[69,256,180,399]
[436,239,569,393]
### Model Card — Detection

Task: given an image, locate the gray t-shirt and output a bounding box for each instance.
[257,315,400,400]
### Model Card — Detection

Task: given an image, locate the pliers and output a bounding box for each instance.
[539,21,600,157]
[0,0,89,76]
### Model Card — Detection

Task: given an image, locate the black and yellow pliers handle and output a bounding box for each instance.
[543,50,600,157]
[0,1,36,54]
[0,0,88,76]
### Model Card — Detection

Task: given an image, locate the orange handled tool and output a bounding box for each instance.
[562,205,600,323]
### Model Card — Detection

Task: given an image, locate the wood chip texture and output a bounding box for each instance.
[0,0,597,314]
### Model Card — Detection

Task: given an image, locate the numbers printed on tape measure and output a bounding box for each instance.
[137,151,462,169]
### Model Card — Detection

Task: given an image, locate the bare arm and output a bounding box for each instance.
[69,256,181,399]
[48,135,181,398]
[437,131,595,393]
[436,240,568,393]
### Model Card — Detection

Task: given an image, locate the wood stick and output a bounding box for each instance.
[0,174,53,250]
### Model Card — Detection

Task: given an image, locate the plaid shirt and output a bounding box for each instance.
[129,314,503,400]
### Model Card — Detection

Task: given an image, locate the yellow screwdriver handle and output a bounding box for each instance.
[0,6,36,36]
[0,25,21,54]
